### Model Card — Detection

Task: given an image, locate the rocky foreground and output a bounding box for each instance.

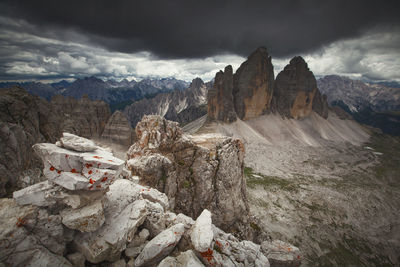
[0,127,301,266]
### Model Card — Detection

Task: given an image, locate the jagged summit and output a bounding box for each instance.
[207,48,328,122]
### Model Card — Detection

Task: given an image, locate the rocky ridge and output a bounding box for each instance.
[124,78,210,128]
[0,131,301,266]
[208,47,329,122]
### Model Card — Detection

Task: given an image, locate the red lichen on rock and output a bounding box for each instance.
[88,170,93,175]
[96,185,102,188]
[93,156,102,159]
[70,168,77,173]
[49,166,55,171]
[101,177,108,182]
[16,217,26,227]
[65,155,69,158]
[89,178,95,184]
[200,248,214,263]
[85,163,93,168]
[57,170,61,174]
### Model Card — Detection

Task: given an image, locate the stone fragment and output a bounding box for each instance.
[190,209,213,252]
[158,256,179,267]
[110,259,126,267]
[261,239,301,266]
[66,252,86,267]
[135,223,185,266]
[60,199,105,232]
[125,245,144,258]
[60,132,97,152]
[140,185,169,210]
[74,181,148,263]
[128,228,150,248]
[13,180,56,207]
[176,250,205,267]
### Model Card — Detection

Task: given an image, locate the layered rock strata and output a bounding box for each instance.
[101,110,134,146]
[126,115,253,239]
[0,132,300,266]
[51,94,111,138]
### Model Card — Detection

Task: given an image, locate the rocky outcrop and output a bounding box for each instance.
[273,56,318,119]
[102,111,133,146]
[233,47,275,120]
[51,94,111,138]
[124,78,210,128]
[1,132,300,266]
[0,87,63,196]
[207,66,237,122]
[126,115,253,239]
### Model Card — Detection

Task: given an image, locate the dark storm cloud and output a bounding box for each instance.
[1,0,399,59]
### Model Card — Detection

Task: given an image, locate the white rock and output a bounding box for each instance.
[139,185,169,210]
[175,213,195,228]
[190,209,213,252]
[144,200,166,236]
[60,199,105,232]
[48,170,89,191]
[135,223,185,267]
[176,250,205,267]
[60,132,97,152]
[33,143,82,172]
[13,180,56,207]
[74,199,147,263]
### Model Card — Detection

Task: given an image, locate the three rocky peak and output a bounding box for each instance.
[207,47,328,122]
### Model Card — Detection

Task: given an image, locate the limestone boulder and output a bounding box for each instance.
[135,223,185,266]
[59,132,97,152]
[190,209,213,252]
[261,240,301,267]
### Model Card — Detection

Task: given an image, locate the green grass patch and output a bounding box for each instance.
[244,167,297,191]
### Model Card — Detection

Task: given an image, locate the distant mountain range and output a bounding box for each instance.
[318,75,400,135]
[0,77,189,109]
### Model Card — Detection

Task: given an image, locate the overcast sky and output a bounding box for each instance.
[0,0,399,82]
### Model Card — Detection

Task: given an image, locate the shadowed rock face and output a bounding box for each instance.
[51,94,111,138]
[207,66,237,122]
[273,56,318,119]
[233,47,275,120]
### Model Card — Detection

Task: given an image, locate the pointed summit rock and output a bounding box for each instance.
[233,47,275,120]
[273,56,319,119]
[207,65,237,122]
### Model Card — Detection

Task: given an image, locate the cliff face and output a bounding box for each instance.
[273,56,318,119]
[0,87,63,196]
[207,48,329,121]
[51,94,111,138]
[207,66,236,122]
[101,111,133,146]
[0,88,112,197]
[233,47,275,120]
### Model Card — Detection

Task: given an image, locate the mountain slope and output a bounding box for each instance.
[123,78,210,127]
